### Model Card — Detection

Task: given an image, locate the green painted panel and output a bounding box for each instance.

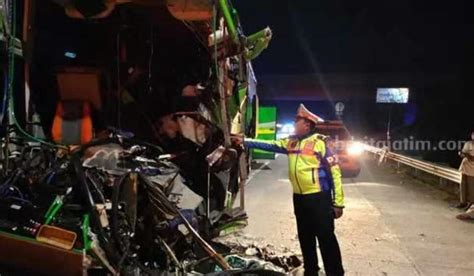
[252,106,277,160]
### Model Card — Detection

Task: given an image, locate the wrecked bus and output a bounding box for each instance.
[0,0,289,274]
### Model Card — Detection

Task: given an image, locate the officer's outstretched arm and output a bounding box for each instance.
[243,138,289,154]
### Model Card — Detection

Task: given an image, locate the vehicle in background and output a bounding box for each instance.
[315,121,362,178]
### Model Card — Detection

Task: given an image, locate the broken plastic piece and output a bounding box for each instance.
[36,225,77,250]
[206,146,226,167]
[245,27,273,60]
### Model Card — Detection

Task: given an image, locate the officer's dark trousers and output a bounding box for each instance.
[293,191,344,276]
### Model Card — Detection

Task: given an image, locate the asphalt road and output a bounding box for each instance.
[241,154,474,275]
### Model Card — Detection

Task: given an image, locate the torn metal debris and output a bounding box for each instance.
[212,233,303,274]
[1,0,273,274]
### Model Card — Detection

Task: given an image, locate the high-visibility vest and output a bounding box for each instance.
[245,133,344,208]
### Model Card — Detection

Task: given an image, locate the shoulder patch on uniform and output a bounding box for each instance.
[326,155,339,166]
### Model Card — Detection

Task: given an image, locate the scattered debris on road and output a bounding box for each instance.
[213,232,303,273]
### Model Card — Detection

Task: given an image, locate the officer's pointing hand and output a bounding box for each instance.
[334,207,343,219]
[231,135,244,145]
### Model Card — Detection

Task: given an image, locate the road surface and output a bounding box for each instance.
[241,154,474,275]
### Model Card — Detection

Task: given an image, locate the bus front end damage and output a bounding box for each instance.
[0,0,304,274]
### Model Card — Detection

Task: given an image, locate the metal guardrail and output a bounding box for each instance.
[362,144,462,184]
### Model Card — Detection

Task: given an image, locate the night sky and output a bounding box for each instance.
[235,0,473,165]
[235,0,473,76]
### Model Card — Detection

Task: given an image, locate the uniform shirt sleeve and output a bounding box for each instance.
[323,144,345,208]
[244,137,289,154]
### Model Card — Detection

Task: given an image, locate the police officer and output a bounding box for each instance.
[233,104,345,276]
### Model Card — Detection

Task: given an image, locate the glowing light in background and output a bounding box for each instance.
[64,51,77,59]
[347,142,364,156]
[276,122,295,139]
[282,123,295,134]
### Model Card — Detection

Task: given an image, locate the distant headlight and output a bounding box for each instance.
[347,142,364,156]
